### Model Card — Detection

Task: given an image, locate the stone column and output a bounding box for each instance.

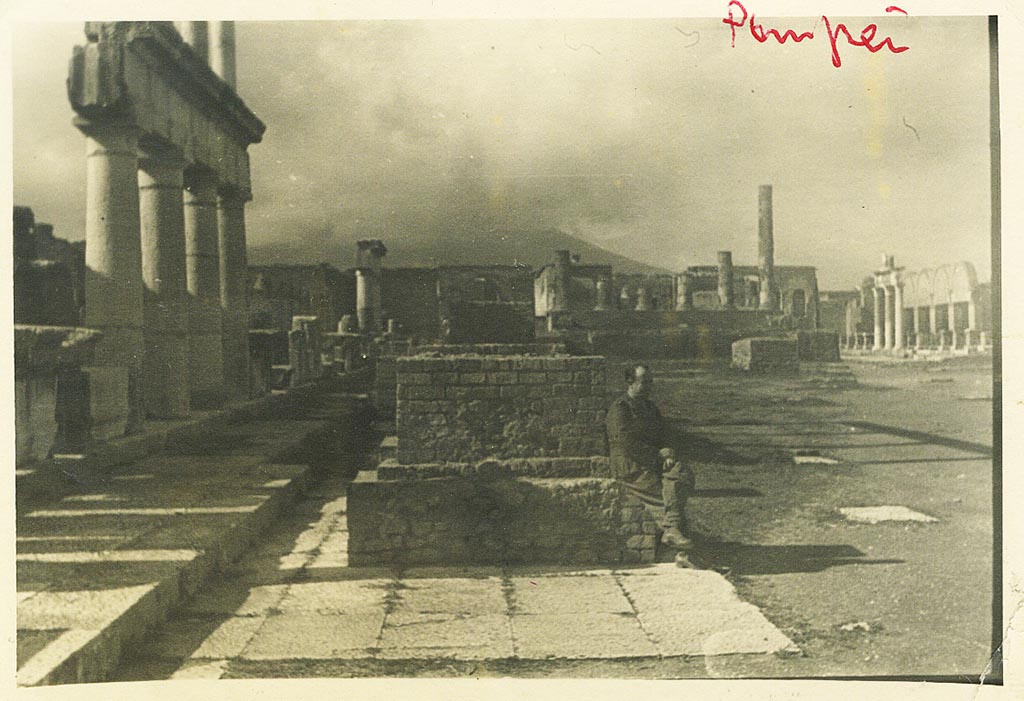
[77,119,145,438]
[882,286,894,350]
[679,274,693,310]
[947,294,957,350]
[717,251,735,308]
[208,21,236,88]
[758,185,775,310]
[184,168,224,407]
[872,286,882,351]
[594,277,609,311]
[178,21,209,61]
[138,151,190,418]
[356,269,375,332]
[635,285,650,311]
[218,186,251,400]
[893,284,905,350]
[913,306,922,350]
[929,302,938,349]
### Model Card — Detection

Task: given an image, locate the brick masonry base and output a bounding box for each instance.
[348,471,660,566]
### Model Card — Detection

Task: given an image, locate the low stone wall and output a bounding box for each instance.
[348,472,659,566]
[395,355,607,464]
[419,343,567,356]
[372,343,567,418]
[797,330,840,361]
[731,337,800,372]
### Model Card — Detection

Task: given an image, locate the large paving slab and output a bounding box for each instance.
[15,386,362,686]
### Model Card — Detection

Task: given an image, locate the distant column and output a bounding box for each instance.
[208,21,236,88]
[184,168,224,407]
[758,185,775,310]
[77,119,145,437]
[947,293,958,350]
[883,286,894,350]
[929,301,938,348]
[139,150,190,418]
[594,277,610,311]
[356,269,374,332]
[218,185,251,399]
[913,306,922,349]
[717,251,735,308]
[893,284,905,350]
[178,21,209,62]
[679,273,694,310]
[635,285,650,311]
[872,286,882,351]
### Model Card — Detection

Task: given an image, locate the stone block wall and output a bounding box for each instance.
[395,355,607,464]
[797,330,841,361]
[348,473,659,566]
[373,343,565,419]
[731,337,800,372]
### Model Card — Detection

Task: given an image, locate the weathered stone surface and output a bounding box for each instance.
[512,612,657,659]
[395,355,608,464]
[240,612,383,659]
[731,337,799,372]
[348,475,658,567]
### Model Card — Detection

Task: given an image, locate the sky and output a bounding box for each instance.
[11,12,993,289]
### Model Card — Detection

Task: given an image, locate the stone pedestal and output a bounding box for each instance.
[15,326,102,462]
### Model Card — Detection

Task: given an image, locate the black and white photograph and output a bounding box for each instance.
[6,1,1017,697]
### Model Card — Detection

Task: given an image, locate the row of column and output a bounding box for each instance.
[81,119,250,433]
[845,329,986,351]
[869,284,978,353]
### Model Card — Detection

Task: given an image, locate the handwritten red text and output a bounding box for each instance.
[722,1,910,68]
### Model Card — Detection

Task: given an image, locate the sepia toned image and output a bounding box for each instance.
[9,4,1003,693]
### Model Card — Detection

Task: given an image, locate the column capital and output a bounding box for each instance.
[74,116,140,154]
[183,166,219,198]
[217,183,253,204]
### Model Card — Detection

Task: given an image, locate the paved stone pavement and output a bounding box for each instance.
[115,476,796,680]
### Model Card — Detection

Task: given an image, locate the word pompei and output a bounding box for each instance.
[722,1,910,68]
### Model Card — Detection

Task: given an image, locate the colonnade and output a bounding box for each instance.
[69,21,264,438]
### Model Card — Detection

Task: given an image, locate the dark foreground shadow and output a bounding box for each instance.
[692,539,904,575]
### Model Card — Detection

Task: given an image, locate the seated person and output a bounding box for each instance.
[606,363,695,551]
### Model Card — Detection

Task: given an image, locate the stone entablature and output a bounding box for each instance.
[69,22,263,192]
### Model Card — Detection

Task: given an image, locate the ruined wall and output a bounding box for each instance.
[248,264,348,333]
[348,473,658,566]
[380,268,440,341]
[613,273,675,310]
[395,355,607,464]
[797,330,841,361]
[542,308,781,358]
[732,337,800,372]
[373,343,568,418]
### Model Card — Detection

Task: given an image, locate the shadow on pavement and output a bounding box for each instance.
[693,540,904,575]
